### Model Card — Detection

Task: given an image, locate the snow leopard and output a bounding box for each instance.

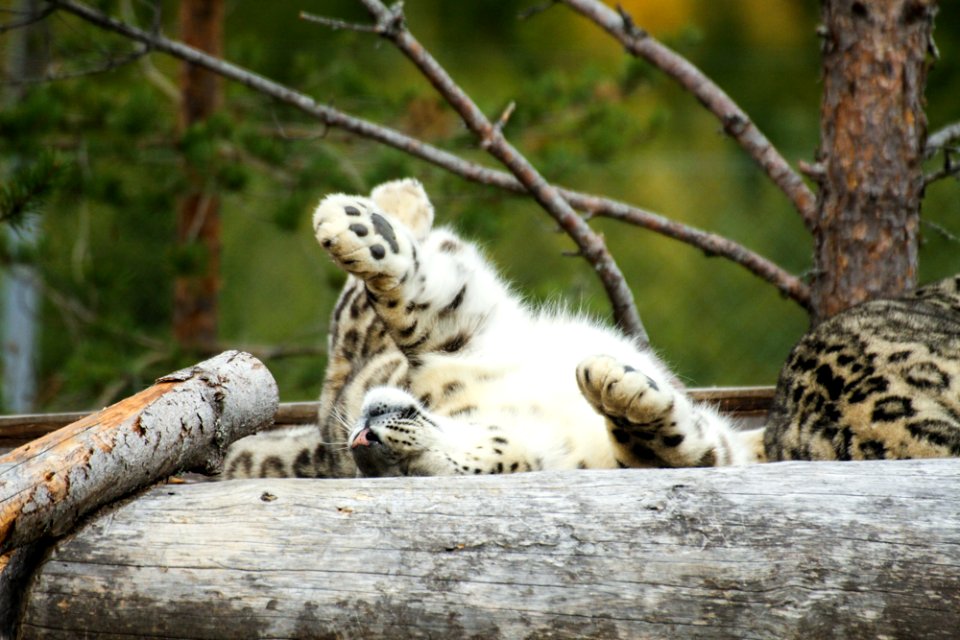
[765,274,960,461]
[223,178,765,478]
[222,179,960,478]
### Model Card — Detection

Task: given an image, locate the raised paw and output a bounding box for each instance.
[577,355,689,467]
[312,195,414,293]
[577,355,674,428]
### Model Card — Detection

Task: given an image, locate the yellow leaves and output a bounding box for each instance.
[617,0,696,35]
[739,0,808,47]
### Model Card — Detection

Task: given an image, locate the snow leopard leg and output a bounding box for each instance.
[313,194,508,361]
[576,355,765,467]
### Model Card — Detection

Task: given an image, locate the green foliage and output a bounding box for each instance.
[0,153,61,227]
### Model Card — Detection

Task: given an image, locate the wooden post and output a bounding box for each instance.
[13,460,960,639]
[0,351,277,555]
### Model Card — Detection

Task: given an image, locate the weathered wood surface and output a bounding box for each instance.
[0,387,775,451]
[0,351,277,554]
[19,459,960,639]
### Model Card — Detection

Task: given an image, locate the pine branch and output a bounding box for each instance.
[0,155,61,226]
[559,0,818,232]
[41,0,810,311]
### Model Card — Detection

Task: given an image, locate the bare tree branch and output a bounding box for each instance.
[925,153,959,186]
[925,121,960,159]
[559,0,819,232]
[347,0,647,340]
[0,5,53,34]
[41,0,810,311]
[2,46,149,86]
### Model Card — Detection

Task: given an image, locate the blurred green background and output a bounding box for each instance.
[2,0,958,411]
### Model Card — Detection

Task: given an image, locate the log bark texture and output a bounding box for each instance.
[17,459,960,639]
[0,351,277,555]
[811,0,934,323]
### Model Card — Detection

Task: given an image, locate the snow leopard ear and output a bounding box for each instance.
[370,178,435,240]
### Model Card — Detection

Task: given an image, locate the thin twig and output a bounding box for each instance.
[41,0,810,310]
[559,0,818,231]
[0,5,53,34]
[355,0,647,342]
[925,121,960,160]
[925,152,959,186]
[1,46,149,85]
[299,11,379,33]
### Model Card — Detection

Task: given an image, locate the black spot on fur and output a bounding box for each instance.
[349,223,369,237]
[905,361,950,390]
[440,333,468,353]
[418,393,433,408]
[449,405,477,417]
[370,212,400,253]
[696,450,717,467]
[871,396,916,422]
[630,442,659,463]
[227,451,253,477]
[313,443,328,464]
[293,449,314,477]
[510,462,520,472]
[405,300,431,313]
[443,381,464,396]
[398,321,418,339]
[834,427,854,460]
[888,350,912,363]
[492,436,508,445]
[440,285,467,317]
[858,440,887,460]
[439,239,461,253]
[645,375,659,391]
[847,376,889,404]
[370,244,386,260]
[815,364,844,401]
[260,456,286,476]
[611,428,630,444]
[344,205,361,216]
[661,434,685,447]
[907,420,960,454]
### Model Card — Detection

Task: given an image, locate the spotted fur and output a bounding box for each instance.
[223,179,762,478]
[765,275,960,461]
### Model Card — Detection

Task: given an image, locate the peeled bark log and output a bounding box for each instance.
[0,351,277,555]
[16,460,960,639]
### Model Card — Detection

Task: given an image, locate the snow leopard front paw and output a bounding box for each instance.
[313,195,414,294]
[576,355,680,467]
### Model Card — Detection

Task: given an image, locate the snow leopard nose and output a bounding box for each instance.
[350,427,381,449]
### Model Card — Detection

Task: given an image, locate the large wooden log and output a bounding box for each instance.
[0,350,277,555]
[17,459,960,639]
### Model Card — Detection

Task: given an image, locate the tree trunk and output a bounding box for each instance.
[1,0,47,413]
[0,351,277,555]
[13,460,960,639]
[174,0,224,349]
[810,0,935,324]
